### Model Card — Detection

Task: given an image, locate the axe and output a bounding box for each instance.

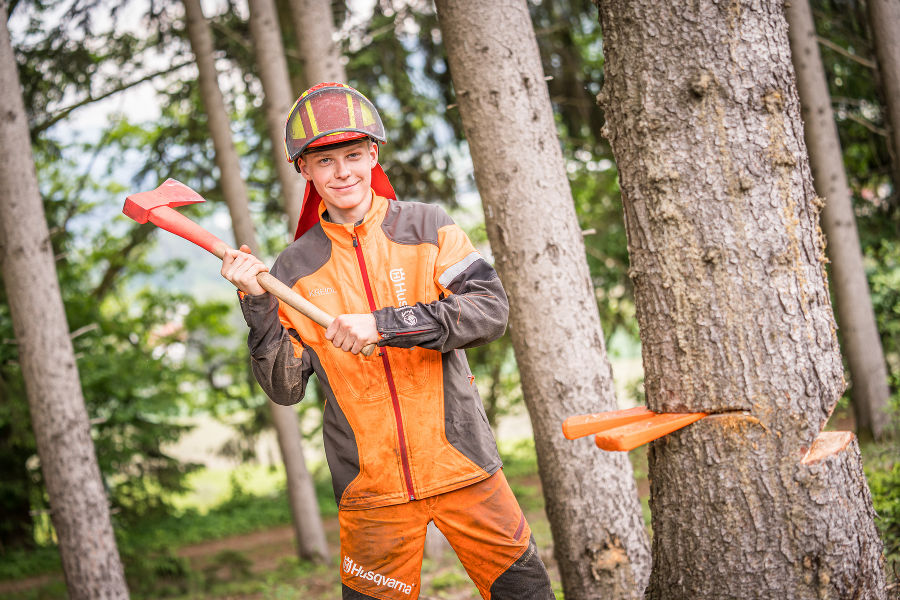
[122,178,375,356]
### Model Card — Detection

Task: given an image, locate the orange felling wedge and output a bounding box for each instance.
[562,406,655,440]
[594,412,707,451]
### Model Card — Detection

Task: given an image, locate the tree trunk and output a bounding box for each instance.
[183,0,329,563]
[786,0,891,441]
[288,0,346,88]
[0,7,129,598]
[435,2,651,598]
[247,0,303,227]
[867,0,900,190]
[595,0,886,597]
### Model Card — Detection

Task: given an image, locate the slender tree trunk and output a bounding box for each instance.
[184,0,329,562]
[786,0,891,440]
[867,0,900,190]
[595,0,886,597]
[288,0,346,88]
[247,0,303,227]
[435,2,651,598]
[0,7,129,598]
[183,0,329,562]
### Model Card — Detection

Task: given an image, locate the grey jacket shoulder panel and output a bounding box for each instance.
[271,222,332,288]
[381,200,454,247]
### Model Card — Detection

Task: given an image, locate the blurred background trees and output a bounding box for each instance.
[1,0,898,594]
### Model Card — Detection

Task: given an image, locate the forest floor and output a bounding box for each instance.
[1,405,888,600]
[0,470,575,600]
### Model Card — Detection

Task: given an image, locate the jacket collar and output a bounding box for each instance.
[317,192,390,247]
[294,163,396,240]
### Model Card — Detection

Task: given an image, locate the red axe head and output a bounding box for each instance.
[122,179,205,223]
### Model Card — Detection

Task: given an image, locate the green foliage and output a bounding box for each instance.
[869,461,900,578]
[868,240,900,407]
[864,436,900,585]
[123,549,197,597]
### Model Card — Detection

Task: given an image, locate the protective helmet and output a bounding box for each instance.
[287,82,396,240]
[283,82,387,164]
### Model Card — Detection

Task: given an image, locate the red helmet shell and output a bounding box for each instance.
[283,82,386,163]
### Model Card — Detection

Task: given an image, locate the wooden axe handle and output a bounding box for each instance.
[209,243,376,357]
[138,205,376,357]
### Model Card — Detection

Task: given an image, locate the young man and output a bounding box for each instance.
[221,82,553,600]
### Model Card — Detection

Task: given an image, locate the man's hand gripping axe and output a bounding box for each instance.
[123,178,375,356]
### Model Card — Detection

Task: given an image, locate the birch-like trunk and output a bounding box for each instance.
[183,0,329,563]
[247,0,303,227]
[435,2,651,598]
[288,0,346,88]
[867,0,900,189]
[0,8,129,598]
[595,0,886,597]
[786,0,890,440]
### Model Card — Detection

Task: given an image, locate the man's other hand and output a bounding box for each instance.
[326,314,379,354]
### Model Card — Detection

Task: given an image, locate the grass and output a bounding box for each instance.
[3,430,898,598]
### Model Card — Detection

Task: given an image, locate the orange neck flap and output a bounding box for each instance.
[294,164,397,240]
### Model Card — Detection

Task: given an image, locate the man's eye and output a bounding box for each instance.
[348,152,361,159]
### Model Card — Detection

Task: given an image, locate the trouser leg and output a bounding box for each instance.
[488,534,554,599]
[431,470,554,599]
[342,584,379,599]
[338,502,428,599]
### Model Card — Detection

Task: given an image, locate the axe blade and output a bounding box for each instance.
[122,178,206,223]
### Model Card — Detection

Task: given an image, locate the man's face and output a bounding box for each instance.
[298,139,378,223]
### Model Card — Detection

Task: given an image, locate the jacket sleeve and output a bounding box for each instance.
[372,217,509,352]
[239,291,313,406]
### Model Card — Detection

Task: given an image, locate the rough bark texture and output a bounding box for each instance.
[435,2,651,598]
[595,0,886,597]
[867,0,900,189]
[0,6,129,598]
[248,0,303,227]
[786,0,891,440]
[183,0,329,563]
[288,0,346,88]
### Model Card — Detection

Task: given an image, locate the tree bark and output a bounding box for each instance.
[867,0,900,190]
[183,0,329,563]
[288,0,346,88]
[786,0,891,440]
[595,0,886,597]
[0,6,129,598]
[247,0,303,227]
[435,2,651,598]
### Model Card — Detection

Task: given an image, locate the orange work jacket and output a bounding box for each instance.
[240,193,508,510]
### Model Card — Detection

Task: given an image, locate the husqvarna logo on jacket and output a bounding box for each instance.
[390,268,408,306]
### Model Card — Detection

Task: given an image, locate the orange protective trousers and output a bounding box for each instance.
[339,470,533,599]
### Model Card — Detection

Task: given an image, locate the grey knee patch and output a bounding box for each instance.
[489,535,554,599]
[343,584,379,599]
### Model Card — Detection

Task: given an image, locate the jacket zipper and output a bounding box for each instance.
[352,233,416,501]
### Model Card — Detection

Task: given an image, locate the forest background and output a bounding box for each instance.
[1,0,899,598]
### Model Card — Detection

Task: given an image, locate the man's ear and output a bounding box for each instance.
[295,157,312,180]
[370,141,379,167]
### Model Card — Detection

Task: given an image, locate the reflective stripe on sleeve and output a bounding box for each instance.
[438,251,481,289]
